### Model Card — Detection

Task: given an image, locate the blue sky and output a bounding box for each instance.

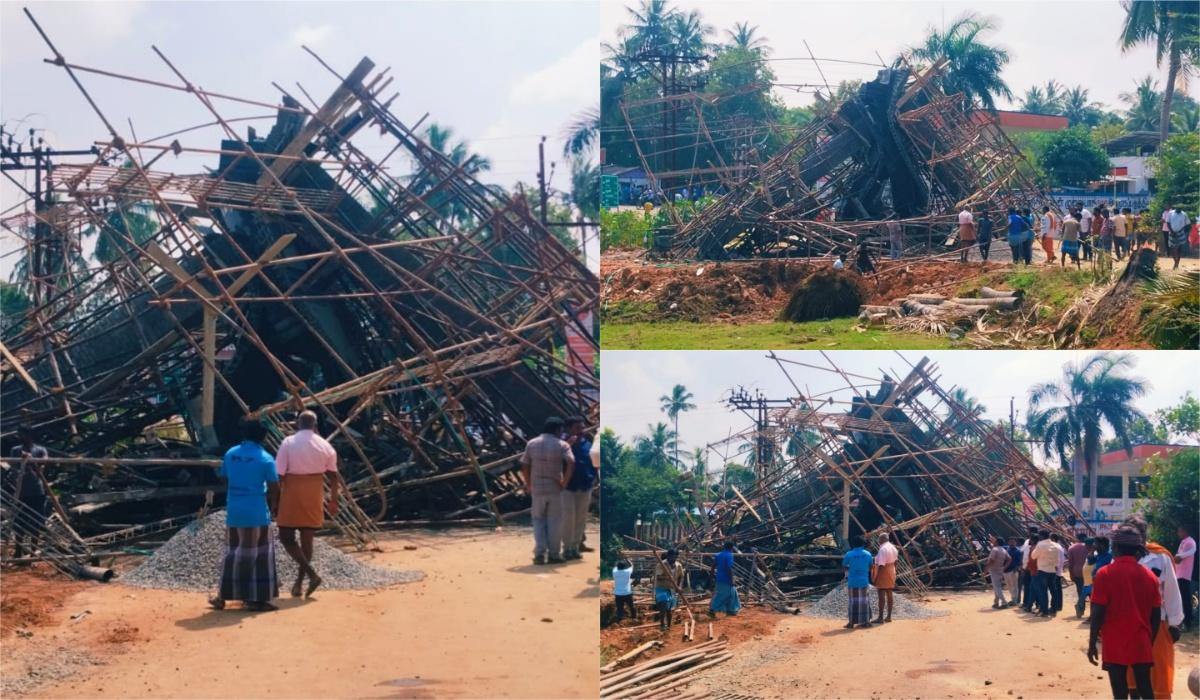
[601,350,1198,469]
[1,1,600,271]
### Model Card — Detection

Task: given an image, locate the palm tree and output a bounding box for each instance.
[725,21,770,55]
[624,0,674,51]
[1121,76,1163,131]
[909,12,1014,112]
[569,157,599,221]
[659,383,696,468]
[1063,85,1104,127]
[1171,100,1200,132]
[1026,353,1149,518]
[1020,86,1051,114]
[562,106,599,158]
[670,8,713,58]
[1119,0,1200,145]
[412,123,491,227]
[634,421,678,471]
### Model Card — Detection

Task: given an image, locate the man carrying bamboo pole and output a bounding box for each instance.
[520,416,574,565]
[6,426,50,560]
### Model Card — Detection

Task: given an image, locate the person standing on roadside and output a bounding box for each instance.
[987,535,1012,608]
[275,410,344,599]
[1005,536,1024,607]
[1088,525,1161,700]
[1068,536,1090,617]
[520,416,574,565]
[709,541,741,617]
[958,208,976,263]
[560,416,594,561]
[843,534,875,629]
[977,210,994,261]
[872,532,898,623]
[1175,524,1196,631]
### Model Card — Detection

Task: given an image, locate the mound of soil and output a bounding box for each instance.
[778,268,865,322]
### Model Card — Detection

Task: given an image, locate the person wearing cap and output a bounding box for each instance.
[1088,525,1161,700]
[653,549,685,630]
[1123,516,1183,699]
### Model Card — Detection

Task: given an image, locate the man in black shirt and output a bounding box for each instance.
[6,426,50,559]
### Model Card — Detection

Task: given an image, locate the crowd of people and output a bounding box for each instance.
[953,203,1196,270]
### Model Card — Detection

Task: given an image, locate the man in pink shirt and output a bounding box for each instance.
[275,410,344,598]
[1176,525,1197,631]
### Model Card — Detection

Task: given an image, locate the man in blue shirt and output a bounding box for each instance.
[561,416,596,560]
[843,534,875,629]
[1005,536,1024,607]
[1007,207,1033,265]
[709,541,741,617]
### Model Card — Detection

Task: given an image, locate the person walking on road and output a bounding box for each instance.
[1167,205,1192,270]
[275,410,344,598]
[958,208,976,263]
[520,416,574,565]
[1068,536,1090,617]
[709,541,741,617]
[977,210,994,261]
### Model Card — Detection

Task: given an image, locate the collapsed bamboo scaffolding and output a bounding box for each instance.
[618,58,1057,261]
[618,352,1086,609]
[1,11,597,564]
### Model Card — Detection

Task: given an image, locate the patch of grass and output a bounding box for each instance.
[601,300,657,324]
[957,266,1093,313]
[600,318,958,350]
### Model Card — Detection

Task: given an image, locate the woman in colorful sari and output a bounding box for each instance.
[210,418,280,611]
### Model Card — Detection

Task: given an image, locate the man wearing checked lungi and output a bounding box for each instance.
[275,410,345,599]
[843,535,875,629]
[653,549,685,631]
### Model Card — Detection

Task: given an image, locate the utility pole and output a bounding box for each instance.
[727,387,791,482]
[537,136,548,225]
[1010,397,1016,440]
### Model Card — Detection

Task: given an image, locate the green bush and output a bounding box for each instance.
[1140,448,1200,549]
[600,209,651,250]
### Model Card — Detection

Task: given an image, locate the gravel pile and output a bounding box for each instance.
[120,511,423,592]
[801,583,947,620]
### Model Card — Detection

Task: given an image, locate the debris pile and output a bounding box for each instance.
[778,269,864,322]
[1,12,597,574]
[801,583,945,620]
[601,639,731,700]
[121,511,423,592]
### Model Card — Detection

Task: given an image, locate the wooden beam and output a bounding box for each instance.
[0,339,40,393]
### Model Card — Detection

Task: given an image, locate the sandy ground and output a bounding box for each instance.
[671,591,1200,699]
[2,524,599,699]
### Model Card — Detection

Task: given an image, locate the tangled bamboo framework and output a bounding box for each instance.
[1,10,597,556]
[626,352,1085,605]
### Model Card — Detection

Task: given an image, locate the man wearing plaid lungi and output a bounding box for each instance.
[843,534,875,629]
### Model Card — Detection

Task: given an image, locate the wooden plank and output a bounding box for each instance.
[0,339,41,393]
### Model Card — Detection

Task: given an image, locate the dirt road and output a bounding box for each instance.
[682,591,1199,699]
[4,525,599,699]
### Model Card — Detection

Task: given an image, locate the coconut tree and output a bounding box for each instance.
[562,106,599,158]
[1063,85,1104,127]
[568,157,600,221]
[634,421,678,471]
[909,12,1014,112]
[659,383,696,467]
[1121,76,1164,131]
[1026,353,1149,518]
[1119,0,1200,145]
[725,21,770,55]
[1171,101,1200,132]
[670,8,713,58]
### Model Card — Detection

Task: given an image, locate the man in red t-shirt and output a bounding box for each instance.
[1088,526,1161,699]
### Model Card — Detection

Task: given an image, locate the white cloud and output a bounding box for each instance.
[292,23,334,47]
[508,33,600,106]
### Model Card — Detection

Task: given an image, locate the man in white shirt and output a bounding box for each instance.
[1050,533,1067,614]
[872,533,899,623]
[1031,529,1059,617]
[957,209,975,263]
[1176,525,1196,631]
[1167,205,1193,269]
[1080,206,1093,236]
[275,410,344,598]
